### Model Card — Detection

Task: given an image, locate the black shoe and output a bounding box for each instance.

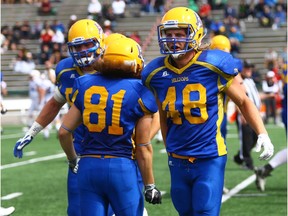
[233,155,243,166]
[1,108,7,114]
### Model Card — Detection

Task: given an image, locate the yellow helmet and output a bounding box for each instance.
[67,19,105,67]
[101,37,144,78]
[104,33,126,48]
[210,35,231,53]
[157,7,205,55]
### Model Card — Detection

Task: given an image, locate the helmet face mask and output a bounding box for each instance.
[68,38,102,67]
[158,24,196,55]
[157,7,205,55]
[67,19,104,68]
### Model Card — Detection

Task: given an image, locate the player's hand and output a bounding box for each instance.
[255,134,274,160]
[13,134,34,158]
[68,157,80,174]
[144,184,162,204]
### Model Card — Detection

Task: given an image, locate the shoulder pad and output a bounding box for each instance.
[197,50,238,76]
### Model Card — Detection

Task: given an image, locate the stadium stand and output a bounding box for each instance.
[1,0,286,114]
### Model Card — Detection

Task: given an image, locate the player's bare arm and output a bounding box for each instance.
[35,97,65,128]
[58,104,82,161]
[226,80,274,160]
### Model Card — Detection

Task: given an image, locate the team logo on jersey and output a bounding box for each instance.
[172,76,189,83]
[70,74,76,79]
[162,71,169,77]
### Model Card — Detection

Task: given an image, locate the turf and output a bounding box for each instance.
[1,123,287,216]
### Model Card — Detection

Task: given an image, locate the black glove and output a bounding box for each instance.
[144,184,162,204]
[68,157,80,174]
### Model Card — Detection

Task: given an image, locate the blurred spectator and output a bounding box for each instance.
[1,25,17,51]
[129,30,142,45]
[102,4,117,29]
[38,0,57,16]
[262,71,280,124]
[38,43,51,65]
[255,0,267,19]
[153,0,164,14]
[272,4,287,30]
[112,0,126,18]
[275,0,287,12]
[40,23,54,50]
[27,69,45,127]
[20,20,32,39]
[87,0,102,22]
[12,21,22,45]
[264,48,278,70]
[103,20,113,37]
[49,43,63,65]
[51,28,65,52]
[238,0,249,20]
[30,19,44,39]
[50,19,66,34]
[210,19,227,35]
[199,0,212,20]
[140,0,152,13]
[227,25,244,57]
[224,2,237,19]
[13,51,36,74]
[259,5,274,27]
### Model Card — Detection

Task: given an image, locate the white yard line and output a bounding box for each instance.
[222,174,256,203]
[0,153,66,170]
[1,192,23,200]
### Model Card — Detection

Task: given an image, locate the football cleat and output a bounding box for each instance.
[254,165,272,192]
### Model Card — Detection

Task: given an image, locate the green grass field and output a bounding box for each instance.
[1,123,287,216]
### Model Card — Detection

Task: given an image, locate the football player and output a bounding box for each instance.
[14,19,105,216]
[58,37,162,215]
[141,7,274,215]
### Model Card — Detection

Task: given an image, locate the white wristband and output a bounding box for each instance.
[27,122,44,137]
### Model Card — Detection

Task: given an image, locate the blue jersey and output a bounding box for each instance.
[55,57,98,154]
[72,73,158,159]
[142,50,238,158]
